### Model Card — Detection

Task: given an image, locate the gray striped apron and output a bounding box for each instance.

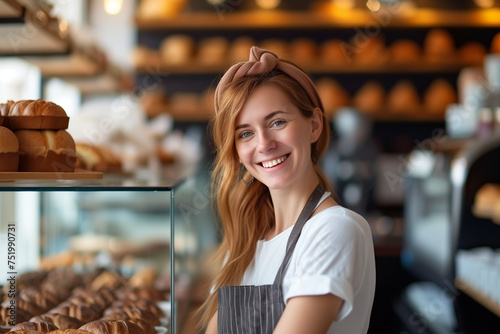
[217,184,325,334]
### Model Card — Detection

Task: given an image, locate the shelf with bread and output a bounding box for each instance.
[133,27,496,76]
[139,76,456,123]
[134,7,500,30]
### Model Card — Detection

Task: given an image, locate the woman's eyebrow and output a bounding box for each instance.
[235,111,286,131]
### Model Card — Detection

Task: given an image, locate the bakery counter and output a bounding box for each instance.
[0,168,218,334]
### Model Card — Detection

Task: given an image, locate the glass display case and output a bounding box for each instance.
[0,169,217,334]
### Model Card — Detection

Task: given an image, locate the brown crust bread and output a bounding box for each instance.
[29,314,84,330]
[79,320,145,334]
[4,330,44,334]
[0,100,14,116]
[6,100,69,130]
[0,126,19,153]
[15,130,76,172]
[10,322,57,333]
[0,152,19,172]
[75,144,121,173]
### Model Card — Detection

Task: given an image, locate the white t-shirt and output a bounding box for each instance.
[241,193,376,334]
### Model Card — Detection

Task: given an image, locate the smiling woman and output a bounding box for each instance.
[200,46,376,334]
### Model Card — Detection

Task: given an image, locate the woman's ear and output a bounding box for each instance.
[310,107,323,143]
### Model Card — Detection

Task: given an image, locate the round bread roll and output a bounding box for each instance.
[79,320,145,334]
[459,42,487,65]
[289,38,317,64]
[473,183,500,217]
[491,32,500,54]
[10,322,57,333]
[389,39,421,63]
[424,29,455,62]
[6,100,69,130]
[320,39,349,65]
[229,36,255,62]
[353,36,388,65]
[353,81,386,114]
[15,130,76,172]
[424,79,457,115]
[0,126,19,172]
[198,37,229,65]
[30,314,84,330]
[388,80,421,113]
[316,78,350,118]
[160,34,195,65]
[132,46,161,67]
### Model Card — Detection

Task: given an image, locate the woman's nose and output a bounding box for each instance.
[256,131,276,152]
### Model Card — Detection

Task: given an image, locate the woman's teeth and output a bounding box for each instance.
[262,155,288,168]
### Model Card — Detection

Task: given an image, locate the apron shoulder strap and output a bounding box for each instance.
[273,183,325,285]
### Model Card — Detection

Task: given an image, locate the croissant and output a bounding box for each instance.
[10,321,57,333]
[103,306,159,326]
[79,320,145,334]
[110,299,164,318]
[17,299,46,317]
[4,330,44,334]
[126,319,156,334]
[30,314,84,330]
[49,304,100,323]
[47,330,93,334]
[1,306,33,325]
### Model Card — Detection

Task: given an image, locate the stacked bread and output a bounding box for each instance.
[0,268,169,334]
[0,100,76,173]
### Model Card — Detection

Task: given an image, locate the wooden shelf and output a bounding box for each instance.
[456,278,500,318]
[135,8,500,30]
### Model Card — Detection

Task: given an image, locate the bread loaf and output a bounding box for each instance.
[0,126,19,172]
[15,130,76,172]
[5,99,69,130]
[79,320,145,334]
[0,100,14,116]
[30,314,84,330]
[75,143,121,173]
[10,321,57,333]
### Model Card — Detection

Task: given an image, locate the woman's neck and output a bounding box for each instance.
[266,171,320,240]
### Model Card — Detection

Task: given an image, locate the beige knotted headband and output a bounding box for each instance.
[214,46,324,113]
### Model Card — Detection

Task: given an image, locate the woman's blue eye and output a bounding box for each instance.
[272,120,285,127]
[240,131,251,139]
